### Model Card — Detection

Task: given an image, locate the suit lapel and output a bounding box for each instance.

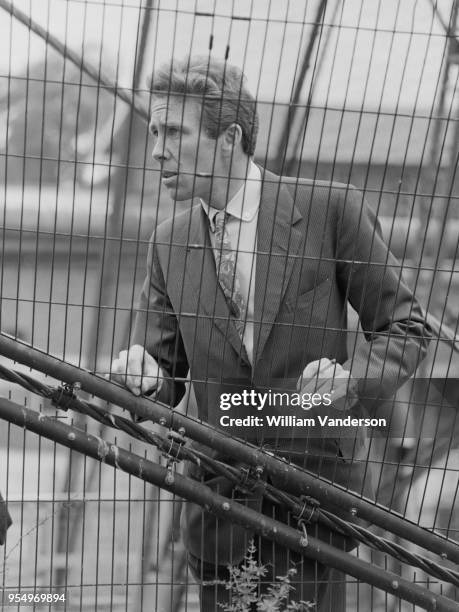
[180,204,250,364]
[253,171,303,364]
[165,169,303,369]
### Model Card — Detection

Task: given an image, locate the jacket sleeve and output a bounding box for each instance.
[335,186,432,409]
[0,492,12,545]
[131,236,189,408]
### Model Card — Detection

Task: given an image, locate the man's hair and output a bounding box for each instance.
[148,56,259,156]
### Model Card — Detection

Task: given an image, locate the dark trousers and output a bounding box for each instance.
[187,498,348,612]
[188,549,346,612]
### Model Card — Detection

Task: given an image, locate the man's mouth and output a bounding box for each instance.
[161,170,178,179]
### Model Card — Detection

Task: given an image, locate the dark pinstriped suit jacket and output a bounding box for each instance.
[133,168,430,563]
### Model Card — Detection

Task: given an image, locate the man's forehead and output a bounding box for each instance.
[149,95,202,124]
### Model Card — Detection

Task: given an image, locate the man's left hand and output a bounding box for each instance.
[297,358,357,411]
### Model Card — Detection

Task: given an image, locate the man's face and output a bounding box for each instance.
[149,96,220,201]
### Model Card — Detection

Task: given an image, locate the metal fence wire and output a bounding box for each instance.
[0,1,458,611]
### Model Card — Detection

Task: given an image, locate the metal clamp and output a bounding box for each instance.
[298,519,309,547]
[162,429,186,465]
[294,496,320,525]
[51,382,81,411]
[238,464,266,490]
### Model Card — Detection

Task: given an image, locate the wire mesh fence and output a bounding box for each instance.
[0,1,458,611]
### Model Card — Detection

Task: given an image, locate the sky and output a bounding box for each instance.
[0,0,456,113]
[0,0,457,166]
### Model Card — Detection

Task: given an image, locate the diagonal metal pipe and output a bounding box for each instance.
[0,397,458,612]
[0,332,458,565]
[0,0,149,121]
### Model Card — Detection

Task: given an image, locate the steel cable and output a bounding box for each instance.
[0,361,458,588]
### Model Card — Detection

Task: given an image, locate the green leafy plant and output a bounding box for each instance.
[219,541,315,611]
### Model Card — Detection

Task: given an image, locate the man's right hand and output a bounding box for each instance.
[111,345,163,396]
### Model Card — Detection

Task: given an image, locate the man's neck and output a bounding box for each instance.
[203,157,252,210]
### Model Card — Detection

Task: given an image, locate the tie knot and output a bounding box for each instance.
[212,210,229,233]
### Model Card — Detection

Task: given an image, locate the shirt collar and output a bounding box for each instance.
[201,161,261,226]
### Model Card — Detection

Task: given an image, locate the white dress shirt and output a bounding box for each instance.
[201,161,262,364]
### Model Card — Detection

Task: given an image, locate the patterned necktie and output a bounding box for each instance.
[212,211,246,339]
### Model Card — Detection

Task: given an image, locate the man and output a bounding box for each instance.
[0,492,11,546]
[112,56,430,610]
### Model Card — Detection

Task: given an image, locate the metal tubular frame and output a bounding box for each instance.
[0,332,458,566]
[0,0,149,121]
[0,397,457,612]
[274,0,328,175]
[1,360,459,587]
[1,2,458,608]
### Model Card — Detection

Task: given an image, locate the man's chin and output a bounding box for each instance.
[165,187,192,202]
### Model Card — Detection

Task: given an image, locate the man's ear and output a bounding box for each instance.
[220,123,243,152]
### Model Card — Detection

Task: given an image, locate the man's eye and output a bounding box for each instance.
[168,127,179,136]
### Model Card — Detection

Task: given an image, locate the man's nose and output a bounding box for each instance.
[152,137,169,162]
